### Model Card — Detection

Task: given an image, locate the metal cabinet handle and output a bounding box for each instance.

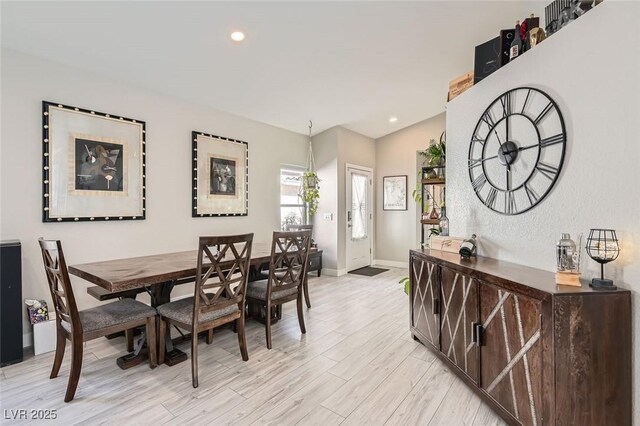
[432,298,440,315]
[472,322,484,346]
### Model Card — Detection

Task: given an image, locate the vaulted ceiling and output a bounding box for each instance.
[1,1,538,138]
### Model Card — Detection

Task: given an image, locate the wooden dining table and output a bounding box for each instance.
[68,243,315,369]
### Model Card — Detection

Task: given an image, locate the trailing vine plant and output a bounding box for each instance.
[302,171,321,217]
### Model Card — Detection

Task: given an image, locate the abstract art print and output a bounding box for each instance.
[73,137,126,193]
[210,157,236,196]
[383,175,408,211]
[193,131,248,217]
[42,101,145,222]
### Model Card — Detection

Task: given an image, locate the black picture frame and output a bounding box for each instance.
[192,131,248,217]
[383,175,408,211]
[42,101,146,222]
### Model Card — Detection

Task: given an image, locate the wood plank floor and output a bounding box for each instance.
[0,267,506,425]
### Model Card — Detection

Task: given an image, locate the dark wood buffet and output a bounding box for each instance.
[409,249,631,426]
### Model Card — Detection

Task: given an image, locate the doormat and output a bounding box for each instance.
[348,266,389,277]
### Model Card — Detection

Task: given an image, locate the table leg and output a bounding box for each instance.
[115,280,189,369]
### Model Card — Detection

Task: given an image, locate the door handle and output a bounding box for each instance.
[432,298,440,315]
[472,322,484,346]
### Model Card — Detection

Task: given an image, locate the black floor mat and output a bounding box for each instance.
[348,266,389,277]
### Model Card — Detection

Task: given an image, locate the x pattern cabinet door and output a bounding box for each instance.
[440,267,479,384]
[410,256,440,350]
[480,283,543,426]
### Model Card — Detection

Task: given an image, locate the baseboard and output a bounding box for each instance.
[323,268,347,277]
[373,259,408,268]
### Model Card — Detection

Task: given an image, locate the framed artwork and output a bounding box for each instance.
[42,101,146,222]
[383,175,408,211]
[192,131,248,217]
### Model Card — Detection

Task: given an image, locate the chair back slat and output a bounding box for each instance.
[193,234,253,328]
[268,230,312,297]
[38,238,82,335]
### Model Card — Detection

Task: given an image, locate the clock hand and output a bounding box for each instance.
[494,130,502,144]
[505,115,509,142]
[506,165,511,191]
[517,144,540,152]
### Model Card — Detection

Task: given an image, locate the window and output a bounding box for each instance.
[351,172,368,240]
[280,167,306,230]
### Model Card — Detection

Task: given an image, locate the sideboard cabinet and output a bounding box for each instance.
[409,249,631,426]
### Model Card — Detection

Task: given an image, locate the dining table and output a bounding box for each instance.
[68,243,316,369]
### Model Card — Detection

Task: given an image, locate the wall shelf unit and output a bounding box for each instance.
[420,166,445,246]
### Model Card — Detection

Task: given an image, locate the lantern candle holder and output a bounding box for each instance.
[585,229,620,290]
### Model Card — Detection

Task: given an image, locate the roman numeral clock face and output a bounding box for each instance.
[468,87,566,215]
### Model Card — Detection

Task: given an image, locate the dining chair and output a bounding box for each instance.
[287,224,314,309]
[38,238,158,403]
[157,233,253,388]
[246,230,312,349]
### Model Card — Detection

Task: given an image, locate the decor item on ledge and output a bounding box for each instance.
[383,175,407,211]
[192,131,248,217]
[468,87,566,215]
[585,228,620,289]
[447,71,474,102]
[474,36,501,84]
[42,101,146,222]
[545,0,603,36]
[438,206,449,236]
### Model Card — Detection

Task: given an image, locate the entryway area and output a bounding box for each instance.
[345,164,373,273]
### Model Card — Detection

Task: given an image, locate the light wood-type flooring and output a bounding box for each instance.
[0,267,506,425]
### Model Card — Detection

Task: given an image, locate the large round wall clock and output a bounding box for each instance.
[468,87,566,215]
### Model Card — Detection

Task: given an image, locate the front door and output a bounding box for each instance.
[346,165,373,271]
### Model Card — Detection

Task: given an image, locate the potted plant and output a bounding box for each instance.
[301,171,320,218]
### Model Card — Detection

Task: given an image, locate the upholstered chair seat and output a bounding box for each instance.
[246,279,298,301]
[157,296,239,325]
[61,299,156,335]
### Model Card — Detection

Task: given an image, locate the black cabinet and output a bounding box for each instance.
[308,250,323,276]
[1,240,23,366]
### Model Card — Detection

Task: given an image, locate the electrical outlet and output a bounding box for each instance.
[323,213,333,220]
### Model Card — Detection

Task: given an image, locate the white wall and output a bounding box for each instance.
[311,127,339,273]
[0,49,308,346]
[375,113,446,265]
[337,127,376,272]
[446,2,640,422]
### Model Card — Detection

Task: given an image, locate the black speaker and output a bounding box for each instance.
[474,36,501,84]
[1,240,23,366]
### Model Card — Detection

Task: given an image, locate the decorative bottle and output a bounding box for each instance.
[439,207,449,237]
[509,21,522,60]
[459,234,477,259]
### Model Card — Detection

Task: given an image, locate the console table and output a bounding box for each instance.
[409,249,631,426]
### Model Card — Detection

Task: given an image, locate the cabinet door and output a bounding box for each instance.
[410,255,440,350]
[479,283,543,426]
[440,267,479,384]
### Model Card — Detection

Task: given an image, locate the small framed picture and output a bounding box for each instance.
[42,101,146,222]
[192,131,248,217]
[383,175,408,211]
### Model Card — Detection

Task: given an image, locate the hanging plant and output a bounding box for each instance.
[302,120,321,218]
[302,171,320,217]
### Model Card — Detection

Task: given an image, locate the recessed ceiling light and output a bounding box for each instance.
[389,116,398,123]
[230,31,245,42]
